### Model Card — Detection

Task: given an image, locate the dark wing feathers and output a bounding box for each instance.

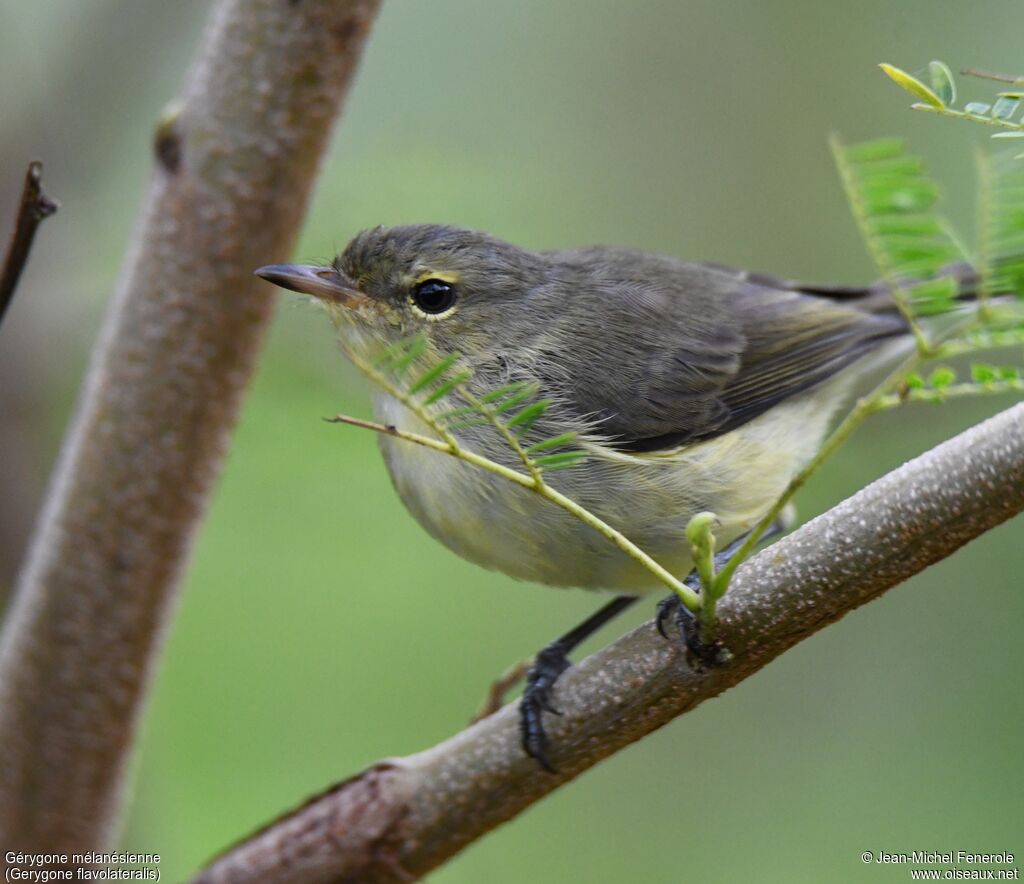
[550,251,907,452]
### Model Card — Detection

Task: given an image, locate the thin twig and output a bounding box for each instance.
[193,402,1024,884]
[0,161,58,327]
[961,67,1024,85]
[713,349,916,593]
[462,388,544,483]
[470,658,531,724]
[326,412,701,610]
[711,301,985,596]
[871,376,1024,409]
[938,326,1024,357]
[912,102,1024,132]
[344,344,462,450]
[337,346,700,609]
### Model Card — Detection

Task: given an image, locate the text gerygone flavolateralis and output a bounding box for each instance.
[256,223,933,768]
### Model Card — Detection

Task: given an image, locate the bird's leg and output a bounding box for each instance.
[520,515,792,770]
[521,594,638,772]
[656,516,792,667]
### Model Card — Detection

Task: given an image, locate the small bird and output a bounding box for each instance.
[256,224,946,769]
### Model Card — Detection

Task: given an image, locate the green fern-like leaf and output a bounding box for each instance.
[364,334,590,473]
[977,150,1024,301]
[831,135,964,343]
[833,136,962,283]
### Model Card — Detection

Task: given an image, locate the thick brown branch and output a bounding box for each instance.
[193,401,1024,884]
[0,160,58,326]
[0,0,381,854]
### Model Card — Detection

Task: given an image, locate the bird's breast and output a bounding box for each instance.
[369,384,842,592]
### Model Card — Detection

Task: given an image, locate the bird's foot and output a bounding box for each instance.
[655,593,728,669]
[516,595,638,772]
[519,641,571,773]
[655,515,794,667]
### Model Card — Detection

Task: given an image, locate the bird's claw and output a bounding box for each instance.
[519,643,571,773]
[655,594,726,669]
[655,595,676,640]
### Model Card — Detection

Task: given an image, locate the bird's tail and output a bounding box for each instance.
[795,259,1021,324]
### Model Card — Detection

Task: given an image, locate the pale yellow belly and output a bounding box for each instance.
[373,385,844,593]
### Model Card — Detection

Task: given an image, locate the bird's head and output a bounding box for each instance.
[256,224,549,361]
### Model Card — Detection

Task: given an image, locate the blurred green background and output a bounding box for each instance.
[1,1,1022,881]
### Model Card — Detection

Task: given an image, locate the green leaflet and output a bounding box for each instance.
[421,372,473,405]
[533,451,588,470]
[831,134,963,345]
[526,432,578,453]
[929,60,956,106]
[408,353,461,394]
[879,64,945,110]
[507,400,552,435]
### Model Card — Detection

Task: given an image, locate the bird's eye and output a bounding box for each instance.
[411,278,457,316]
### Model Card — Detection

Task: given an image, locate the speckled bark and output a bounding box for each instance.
[193,402,1024,884]
[0,0,381,853]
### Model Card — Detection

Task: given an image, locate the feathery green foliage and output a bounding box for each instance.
[829,135,963,345]
[329,333,702,611]
[714,131,1024,610]
[365,334,587,469]
[830,134,1024,405]
[977,150,1024,302]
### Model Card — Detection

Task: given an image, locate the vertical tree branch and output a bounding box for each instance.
[0,161,58,326]
[0,0,381,853]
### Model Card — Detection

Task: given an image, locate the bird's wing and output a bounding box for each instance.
[552,256,907,452]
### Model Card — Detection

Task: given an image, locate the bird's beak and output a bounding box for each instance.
[254,263,369,307]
